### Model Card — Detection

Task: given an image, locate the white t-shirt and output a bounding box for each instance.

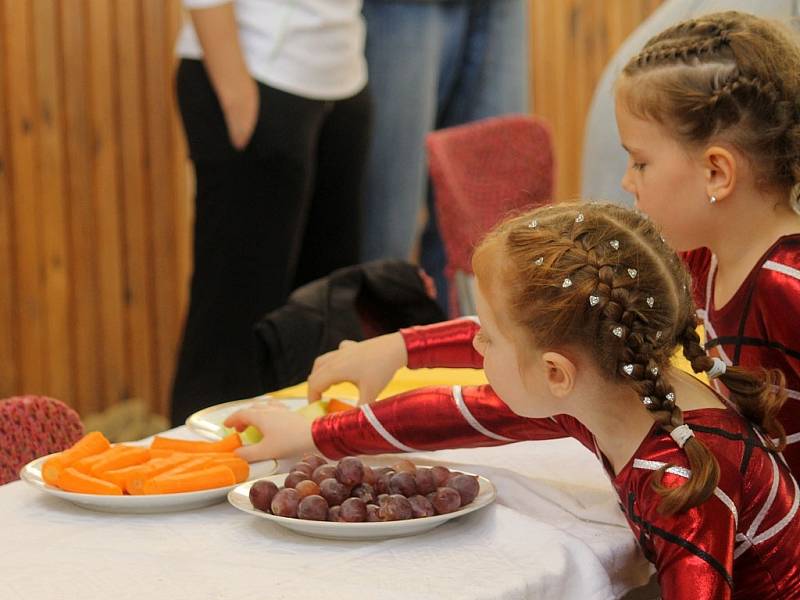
[177,0,367,101]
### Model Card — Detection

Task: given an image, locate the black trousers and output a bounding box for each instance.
[171,60,372,426]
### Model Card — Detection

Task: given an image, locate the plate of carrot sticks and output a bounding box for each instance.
[20,430,274,513]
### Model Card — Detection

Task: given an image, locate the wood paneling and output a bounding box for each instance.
[0,0,188,417]
[0,0,660,417]
[531,0,663,199]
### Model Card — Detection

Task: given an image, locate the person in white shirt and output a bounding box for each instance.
[171,0,371,426]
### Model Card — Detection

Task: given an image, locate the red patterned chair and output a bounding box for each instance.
[426,114,555,317]
[0,395,84,485]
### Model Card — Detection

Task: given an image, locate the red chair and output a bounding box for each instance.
[426,114,555,316]
[0,395,84,485]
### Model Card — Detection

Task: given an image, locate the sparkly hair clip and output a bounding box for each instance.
[642,396,655,407]
[562,278,573,288]
[707,357,727,379]
[670,424,694,448]
[655,330,663,340]
[609,240,620,250]
[588,294,600,307]
[534,256,544,266]
[527,219,538,229]
[623,364,634,376]
[646,296,655,308]
[612,326,624,338]
[627,268,638,279]
[575,213,585,223]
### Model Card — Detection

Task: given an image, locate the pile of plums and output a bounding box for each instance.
[248,455,480,523]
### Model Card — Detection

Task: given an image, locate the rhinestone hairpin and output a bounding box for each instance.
[575,213,585,223]
[646,296,655,308]
[651,366,659,376]
[655,330,663,340]
[612,326,624,338]
[562,278,573,288]
[609,240,620,250]
[623,364,634,376]
[528,219,538,229]
[642,396,655,407]
[627,268,638,279]
[534,256,544,266]
[588,295,600,307]
[666,392,676,402]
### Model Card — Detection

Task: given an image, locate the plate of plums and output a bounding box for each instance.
[227,455,496,540]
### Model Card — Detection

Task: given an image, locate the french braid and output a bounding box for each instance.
[618,11,800,212]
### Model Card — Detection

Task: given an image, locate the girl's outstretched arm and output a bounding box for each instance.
[312,384,568,459]
[307,318,484,405]
[225,385,571,463]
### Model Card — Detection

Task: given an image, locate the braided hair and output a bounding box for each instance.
[617,11,800,213]
[473,202,787,515]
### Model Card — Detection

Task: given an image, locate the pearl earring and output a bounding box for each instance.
[709,195,717,204]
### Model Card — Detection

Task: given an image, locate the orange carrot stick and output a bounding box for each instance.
[327,398,355,413]
[123,456,196,495]
[208,456,249,483]
[42,431,111,486]
[56,467,123,495]
[142,465,236,495]
[152,456,218,479]
[98,462,150,490]
[90,447,150,476]
[149,449,234,460]
[72,446,129,475]
[150,434,242,454]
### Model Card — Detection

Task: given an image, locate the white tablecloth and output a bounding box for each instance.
[1,427,653,600]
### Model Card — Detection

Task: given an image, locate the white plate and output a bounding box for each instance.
[19,453,277,514]
[185,396,309,441]
[227,471,496,540]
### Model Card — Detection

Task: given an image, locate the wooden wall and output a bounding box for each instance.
[531,0,664,198]
[0,0,661,418]
[0,0,189,418]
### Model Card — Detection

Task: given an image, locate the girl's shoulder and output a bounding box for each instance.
[616,408,751,495]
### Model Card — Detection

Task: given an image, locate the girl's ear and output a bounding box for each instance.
[703,145,737,202]
[540,351,577,398]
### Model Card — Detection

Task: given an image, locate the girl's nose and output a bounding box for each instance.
[621,168,636,195]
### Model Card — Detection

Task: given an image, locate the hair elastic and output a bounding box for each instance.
[707,357,727,379]
[670,424,695,448]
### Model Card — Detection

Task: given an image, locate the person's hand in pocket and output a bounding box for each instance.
[220,76,260,150]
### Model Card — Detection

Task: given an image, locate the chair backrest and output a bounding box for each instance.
[427,114,555,316]
[0,395,84,485]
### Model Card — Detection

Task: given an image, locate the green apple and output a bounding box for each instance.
[296,399,329,420]
[222,425,263,444]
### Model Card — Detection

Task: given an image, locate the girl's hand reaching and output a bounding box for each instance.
[307,332,408,405]
[224,402,315,462]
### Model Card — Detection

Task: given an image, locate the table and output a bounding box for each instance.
[1,424,655,600]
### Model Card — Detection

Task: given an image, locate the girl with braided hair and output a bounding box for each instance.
[228,202,800,599]
[614,10,800,477]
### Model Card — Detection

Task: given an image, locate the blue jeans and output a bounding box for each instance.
[361,0,529,311]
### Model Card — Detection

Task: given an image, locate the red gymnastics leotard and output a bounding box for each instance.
[311,319,800,599]
[683,235,800,478]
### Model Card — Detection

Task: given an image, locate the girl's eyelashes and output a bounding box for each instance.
[632,162,647,171]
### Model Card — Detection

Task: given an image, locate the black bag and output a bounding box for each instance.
[254,260,446,392]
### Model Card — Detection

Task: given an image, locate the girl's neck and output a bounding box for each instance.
[706,188,800,307]
[568,371,725,475]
